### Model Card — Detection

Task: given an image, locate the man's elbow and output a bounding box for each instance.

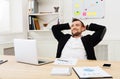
[100,26,107,40]
[51,25,57,31]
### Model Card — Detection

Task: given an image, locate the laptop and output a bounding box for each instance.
[14,39,53,65]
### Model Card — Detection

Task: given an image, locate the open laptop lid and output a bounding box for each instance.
[14,39,39,65]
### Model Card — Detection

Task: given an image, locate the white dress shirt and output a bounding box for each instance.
[61,36,87,60]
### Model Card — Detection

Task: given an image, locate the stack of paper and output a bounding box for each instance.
[73,66,112,78]
[51,67,72,76]
[53,58,78,65]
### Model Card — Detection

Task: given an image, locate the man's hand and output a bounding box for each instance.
[82,25,87,32]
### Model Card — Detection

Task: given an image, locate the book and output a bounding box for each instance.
[73,66,112,79]
[51,67,72,76]
[34,18,40,30]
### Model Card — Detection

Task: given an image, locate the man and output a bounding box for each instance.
[52,18,106,60]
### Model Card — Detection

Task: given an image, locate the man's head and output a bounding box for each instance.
[71,18,86,38]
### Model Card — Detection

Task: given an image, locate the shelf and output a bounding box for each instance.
[29,30,51,32]
[28,0,60,40]
[29,12,59,16]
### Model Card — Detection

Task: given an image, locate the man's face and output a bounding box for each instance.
[71,21,85,37]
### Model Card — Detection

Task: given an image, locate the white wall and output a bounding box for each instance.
[57,0,120,61]
[0,0,27,44]
[1,0,120,61]
[62,0,120,40]
[0,0,27,54]
[36,0,120,61]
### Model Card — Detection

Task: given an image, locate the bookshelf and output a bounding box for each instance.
[28,0,61,32]
[27,0,62,57]
[29,13,59,16]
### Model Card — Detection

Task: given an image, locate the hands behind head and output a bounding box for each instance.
[82,25,87,32]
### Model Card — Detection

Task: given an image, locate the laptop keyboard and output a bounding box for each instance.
[38,60,46,63]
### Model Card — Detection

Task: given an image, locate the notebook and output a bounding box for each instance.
[73,66,112,79]
[14,39,53,65]
[51,67,72,76]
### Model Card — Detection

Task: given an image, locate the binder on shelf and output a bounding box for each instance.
[32,0,38,13]
[28,0,38,13]
[29,15,36,30]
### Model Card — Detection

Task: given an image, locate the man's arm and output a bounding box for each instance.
[51,23,70,41]
[86,23,106,46]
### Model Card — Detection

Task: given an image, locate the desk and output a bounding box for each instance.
[0,56,120,79]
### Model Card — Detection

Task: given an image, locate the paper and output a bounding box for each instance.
[53,58,78,65]
[73,66,112,78]
[51,67,72,76]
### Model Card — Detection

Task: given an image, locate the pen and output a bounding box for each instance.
[57,59,69,62]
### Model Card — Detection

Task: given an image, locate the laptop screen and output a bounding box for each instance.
[14,39,39,64]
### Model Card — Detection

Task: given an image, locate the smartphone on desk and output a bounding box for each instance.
[0,60,8,64]
[103,64,111,67]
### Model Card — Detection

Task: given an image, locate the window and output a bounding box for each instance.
[0,0,10,33]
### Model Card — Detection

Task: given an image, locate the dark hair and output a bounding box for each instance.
[72,18,85,27]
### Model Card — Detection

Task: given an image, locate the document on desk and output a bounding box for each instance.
[73,66,112,79]
[51,67,72,76]
[53,58,77,65]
